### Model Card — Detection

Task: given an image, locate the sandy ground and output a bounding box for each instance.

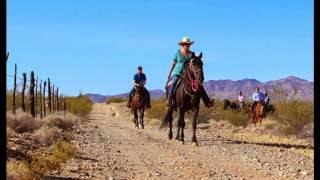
[48,103,313,180]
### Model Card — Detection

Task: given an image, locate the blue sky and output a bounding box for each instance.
[7,0,313,96]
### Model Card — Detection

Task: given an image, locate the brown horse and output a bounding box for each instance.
[161,52,209,146]
[130,84,147,129]
[250,102,264,127]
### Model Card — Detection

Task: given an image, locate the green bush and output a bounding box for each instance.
[106,97,127,104]
[146,98,169,119]
[272,100,313,134]
[66,96,93,117]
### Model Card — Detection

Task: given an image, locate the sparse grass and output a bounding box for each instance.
[146,98,168,119]
[7,160,32,180]
[22,140,77,179]
[218,110,250,127]
[106,97,127,104]
[272,100,313,135]
[66,96,93,117]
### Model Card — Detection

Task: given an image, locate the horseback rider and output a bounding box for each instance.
[238,91,245,109]
[264,92,271,109]
[127,66,151,108]
[166,37,214,107]
[251,86,265,111]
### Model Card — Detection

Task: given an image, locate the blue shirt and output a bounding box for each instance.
[134,73,146,84]
[252,92,265,101]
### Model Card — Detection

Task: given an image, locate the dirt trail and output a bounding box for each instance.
[50,103,313,180]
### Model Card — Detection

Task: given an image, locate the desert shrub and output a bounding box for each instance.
[272,100,313,134]
[106,97,127,104]
[66,96,93,117]
[43,114,79,130]
[7,160,31,180]
[146,98,167,119]
[23,140,76,179]
[218,110,250,127]
[6,111,41,133]
[34,126,60,146]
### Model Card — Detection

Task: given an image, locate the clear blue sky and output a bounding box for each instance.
[7,0,314,96]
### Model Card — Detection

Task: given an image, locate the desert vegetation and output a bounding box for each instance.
[106,97,127,104]
[146,98,313,136]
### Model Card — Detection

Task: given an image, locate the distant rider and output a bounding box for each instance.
[251,86,265,111]
[127,66,151,108]
[238,91,245,109]
[264,92,271,109]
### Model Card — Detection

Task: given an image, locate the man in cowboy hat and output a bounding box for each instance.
[127,66,151,108]
[166,36,214,107]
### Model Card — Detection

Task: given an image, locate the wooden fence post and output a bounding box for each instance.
[43,81,47,117]
[29,71,35,117]
[56,87,59,112]
[48,78,51,113]
[12,64,17,114]
[35,76,38,117]
[52,84,55,113]
[21,73,27,112]
[40,80,43,119]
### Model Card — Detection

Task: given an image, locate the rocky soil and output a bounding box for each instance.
[48,103,314,180]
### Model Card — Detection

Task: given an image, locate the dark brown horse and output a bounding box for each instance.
[162,52,210,146]
[130,84,147,129]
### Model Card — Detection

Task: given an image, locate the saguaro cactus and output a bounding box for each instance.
[29,71,35,117]
[21,73,27,112]
[56,87,59,111]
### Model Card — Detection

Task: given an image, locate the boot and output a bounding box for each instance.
[126,95,132,108]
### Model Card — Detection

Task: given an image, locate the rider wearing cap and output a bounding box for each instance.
[127,66,151,108]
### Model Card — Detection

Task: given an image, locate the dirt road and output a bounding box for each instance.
[49,103,313,179]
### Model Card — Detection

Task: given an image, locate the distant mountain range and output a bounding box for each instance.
[85,76,314,103]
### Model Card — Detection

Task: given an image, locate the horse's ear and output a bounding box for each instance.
[199,52,203,59]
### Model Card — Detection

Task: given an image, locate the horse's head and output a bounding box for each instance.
[188,52,204,83]
[135,84,144,98]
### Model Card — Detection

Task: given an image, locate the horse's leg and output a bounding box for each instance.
[192,108,199,146]
[141,108,144,129]
[134,109,138,128]
[178,110,185,144]
[167,108,173,140]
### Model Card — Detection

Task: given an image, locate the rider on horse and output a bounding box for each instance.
[251,86,265,112]
[238,91,245,109]
[127,66,151,108]
[166,37,214,107]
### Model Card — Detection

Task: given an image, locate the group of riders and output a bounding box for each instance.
[238,87,272,112]
[126,36,271,114]
[127,37,214,109]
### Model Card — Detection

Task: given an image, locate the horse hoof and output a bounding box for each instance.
[192,142,199,146]
[179,140,184,145]
[141,126,144,129]
[168,134,173,140]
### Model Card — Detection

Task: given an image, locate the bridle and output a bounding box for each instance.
[184,58,203,96]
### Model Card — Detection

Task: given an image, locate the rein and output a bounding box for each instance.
[184,59,202,95]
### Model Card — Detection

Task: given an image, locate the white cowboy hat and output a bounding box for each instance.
[178,37,194,45]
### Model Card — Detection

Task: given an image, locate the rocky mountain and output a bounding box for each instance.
[85,76,313,103]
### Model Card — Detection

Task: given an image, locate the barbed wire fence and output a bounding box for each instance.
[7,63,70,118]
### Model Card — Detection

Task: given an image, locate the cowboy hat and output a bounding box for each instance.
[178,37,194,45]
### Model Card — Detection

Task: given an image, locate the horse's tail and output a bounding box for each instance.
[160,111,169,129]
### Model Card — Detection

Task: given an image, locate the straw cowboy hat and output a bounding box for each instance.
[178,37,194,45]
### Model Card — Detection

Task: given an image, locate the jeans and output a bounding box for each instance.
[167,75,179,99]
